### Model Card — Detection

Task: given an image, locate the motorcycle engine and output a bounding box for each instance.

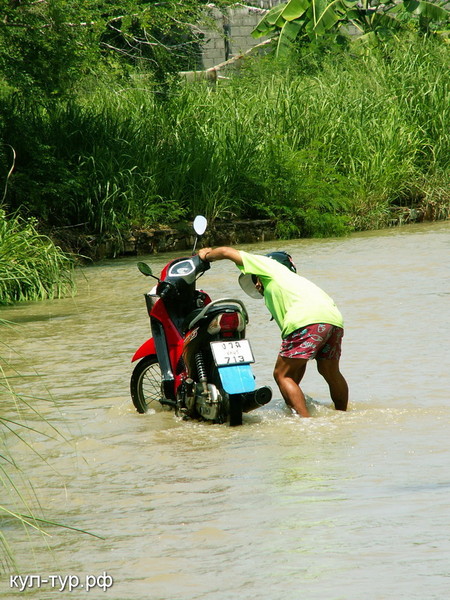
[191,383,223,421]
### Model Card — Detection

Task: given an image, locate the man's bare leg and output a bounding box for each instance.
[273,356,310,417]
[316,359,348,411]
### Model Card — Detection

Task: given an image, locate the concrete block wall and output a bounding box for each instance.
[200,2,284,70]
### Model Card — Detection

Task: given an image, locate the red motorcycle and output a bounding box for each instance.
[130,216,272,425]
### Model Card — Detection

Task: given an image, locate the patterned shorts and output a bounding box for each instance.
[279,324,344,360]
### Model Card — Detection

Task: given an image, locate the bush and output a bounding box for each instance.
[0,210,75,305]
[0,33,448,244]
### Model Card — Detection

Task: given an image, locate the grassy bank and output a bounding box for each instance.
[1,34,449,261]
[0,211,75,305]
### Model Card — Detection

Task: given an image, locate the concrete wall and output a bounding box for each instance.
[200,2,284,70]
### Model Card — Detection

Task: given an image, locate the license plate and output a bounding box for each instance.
[210,340,254,366]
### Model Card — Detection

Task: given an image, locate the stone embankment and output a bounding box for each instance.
[74,219,277,261]
[61,204,447,261]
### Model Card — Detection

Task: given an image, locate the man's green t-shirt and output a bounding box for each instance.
[239,251,344,338]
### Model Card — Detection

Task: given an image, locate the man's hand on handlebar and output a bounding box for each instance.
[198,247,212,262]
[197,247,243,266]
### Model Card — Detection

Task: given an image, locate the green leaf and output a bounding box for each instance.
[251,4,286,38]
[404,0,450,20]
[281,0,312,21]
[315,3,342,33]
[351,30,380,50]
[276,19,303,56]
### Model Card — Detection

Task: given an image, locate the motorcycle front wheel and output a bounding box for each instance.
[130,355,164,413]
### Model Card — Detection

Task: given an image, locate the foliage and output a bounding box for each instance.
[0,210,75,304]
[0,33,449,252]
[0,0,234,100]
[0,0,101,100]
[251,0,450,56]
[0,352,54,569]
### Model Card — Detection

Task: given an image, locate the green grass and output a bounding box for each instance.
[1,32,449,247]
[0,210,75,305]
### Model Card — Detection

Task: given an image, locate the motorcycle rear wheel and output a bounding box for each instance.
[130,355,164,413]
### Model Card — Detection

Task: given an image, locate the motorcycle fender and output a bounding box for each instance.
[131,338,156,363]
[217,364,256,394]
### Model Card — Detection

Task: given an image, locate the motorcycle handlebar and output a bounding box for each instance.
[158,283,174,300]
[194,253,210,273]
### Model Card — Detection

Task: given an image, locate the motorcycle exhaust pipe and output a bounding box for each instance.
[241,386,272,413]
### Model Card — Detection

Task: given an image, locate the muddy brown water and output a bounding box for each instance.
[1,221,449,599]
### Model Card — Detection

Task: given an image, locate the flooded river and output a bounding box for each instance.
[1,221,449,599]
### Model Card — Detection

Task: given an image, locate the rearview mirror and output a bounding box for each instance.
[137,262,154,277]
[193,215,207,236]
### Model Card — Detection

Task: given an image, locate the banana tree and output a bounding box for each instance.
[251,0,450,56]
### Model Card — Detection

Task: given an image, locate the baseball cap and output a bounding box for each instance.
[238,273,263,299]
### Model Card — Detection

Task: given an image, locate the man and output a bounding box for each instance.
[197,246,348,417]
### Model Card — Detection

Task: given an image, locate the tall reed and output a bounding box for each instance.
[0,211,75,305]
[0,336,104,569]
[1,33,448,241]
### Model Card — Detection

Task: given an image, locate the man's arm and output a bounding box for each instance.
[198,246,243,266]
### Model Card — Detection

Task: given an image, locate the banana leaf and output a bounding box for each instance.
[281,0,312,21]
[251,3,286,38]
[276,19,304,56]
[404,0,450,20]
[252,0,449,46]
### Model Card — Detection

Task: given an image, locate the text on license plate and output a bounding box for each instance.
[210,340,254,366]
